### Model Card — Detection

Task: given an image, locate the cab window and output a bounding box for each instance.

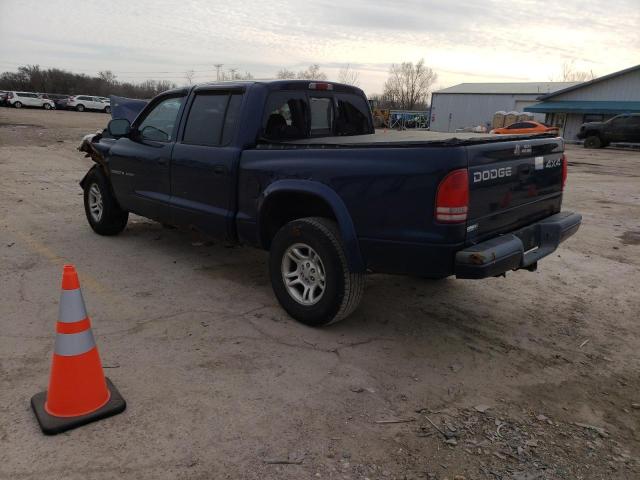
[263,92,308,140]
[309,97,333,136]
[182,92,243,146]
[262,90,372,141]
[137,96,184,142]
[334,93,372,136]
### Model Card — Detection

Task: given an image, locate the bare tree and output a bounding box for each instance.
[98,70,117,85]
[184,69,195,85]
[382,59,437,110]
[276,68,296,79]
[296,64,327,81]
[220,68,253,81]
[338,64,360,87]
[560,62,596,82]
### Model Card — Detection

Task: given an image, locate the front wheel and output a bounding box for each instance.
[83,168,128,235]
[269,217,364,326]
[14,101,22,108]
[584,135,602,149]
[43,103,51,110]
[104,106,111,114]
[76,104,85,112]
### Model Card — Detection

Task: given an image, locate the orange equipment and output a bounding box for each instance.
[31,265,126,435]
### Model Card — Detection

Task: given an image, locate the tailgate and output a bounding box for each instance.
[465,137,564,244]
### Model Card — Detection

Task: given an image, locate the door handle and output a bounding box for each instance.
[213,165,227,175]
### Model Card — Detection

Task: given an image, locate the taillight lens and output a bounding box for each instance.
[561,154,567,189]
[435,169,469,223]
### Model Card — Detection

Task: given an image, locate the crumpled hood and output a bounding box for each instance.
[109,95,148,123]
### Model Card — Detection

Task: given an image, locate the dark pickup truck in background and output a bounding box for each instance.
[577,113,640,148]
[79,80,581,326]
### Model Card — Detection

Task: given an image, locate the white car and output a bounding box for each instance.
[6,91,55,110]
[66,95,111,113]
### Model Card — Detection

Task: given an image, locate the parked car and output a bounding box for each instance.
[0,90,8,106]
[78,80,581,326]
[491,121,559,135]
[5,91,55,109]
[577,113,640,148]
[45,93,72,110]
[66,95,111,113]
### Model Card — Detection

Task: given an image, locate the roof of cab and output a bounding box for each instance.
[193,79,365,94]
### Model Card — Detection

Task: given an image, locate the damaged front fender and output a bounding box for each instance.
[78,131,105,165]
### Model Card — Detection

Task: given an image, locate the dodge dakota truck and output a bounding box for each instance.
[79,80,581,326]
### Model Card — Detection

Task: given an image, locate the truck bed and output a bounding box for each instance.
[264,130,556,148]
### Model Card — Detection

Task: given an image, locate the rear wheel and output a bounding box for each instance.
[76,104,85,112]
[104,106,111,114]
[584,135,602,149]
[43,103,51,110]
[14,101,22,109]
[269,217,364,326]
[83,168,128,235]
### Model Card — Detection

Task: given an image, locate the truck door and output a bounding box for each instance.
[108,94,186,221]
[605,115,627,143]
[169,90,244,238]
[622,115,640,142]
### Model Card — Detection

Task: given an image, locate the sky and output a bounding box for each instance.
[0,0,639,94]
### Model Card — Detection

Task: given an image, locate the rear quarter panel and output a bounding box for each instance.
[237,146,468,247]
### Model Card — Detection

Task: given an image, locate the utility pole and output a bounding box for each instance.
[214,64,223,81]
[229,68,237,80]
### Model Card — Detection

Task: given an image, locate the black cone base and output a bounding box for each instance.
[31,377,126,435]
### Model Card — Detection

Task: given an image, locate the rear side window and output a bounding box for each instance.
[183,94,228,146]
[182,93,243,146]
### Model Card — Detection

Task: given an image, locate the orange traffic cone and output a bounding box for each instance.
[31,265,126,435]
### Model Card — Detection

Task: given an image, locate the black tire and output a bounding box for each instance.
[104,106,111,114]
[44,103,51,110]
[584,135,602,149]
[76,104,85,112]
[269,217,364,326]
[14,101,22,109]
[83,168,128,235]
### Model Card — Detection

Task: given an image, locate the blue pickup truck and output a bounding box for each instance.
[79,80,581,326]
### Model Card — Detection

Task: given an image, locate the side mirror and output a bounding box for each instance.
[107,118,131,138]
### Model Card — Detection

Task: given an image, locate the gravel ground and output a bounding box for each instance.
[1,107,639,480]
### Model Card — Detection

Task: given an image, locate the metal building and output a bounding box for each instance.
[430,82,577,132]
[525,65,640,140]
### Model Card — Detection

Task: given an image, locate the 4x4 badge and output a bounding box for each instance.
[514,144,532,155]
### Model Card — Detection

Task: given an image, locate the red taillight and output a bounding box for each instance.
[561,154,567,189]
[435,169,469,223]
[309,82,333,91]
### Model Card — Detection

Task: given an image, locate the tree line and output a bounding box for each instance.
[0,65,177,99]
[0,60,439,110]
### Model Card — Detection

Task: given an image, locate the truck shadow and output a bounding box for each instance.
[121,219,521,355]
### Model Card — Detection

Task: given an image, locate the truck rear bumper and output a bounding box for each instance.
[454,211,582,279]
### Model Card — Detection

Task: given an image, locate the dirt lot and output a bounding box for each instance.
[1,107,639,480]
